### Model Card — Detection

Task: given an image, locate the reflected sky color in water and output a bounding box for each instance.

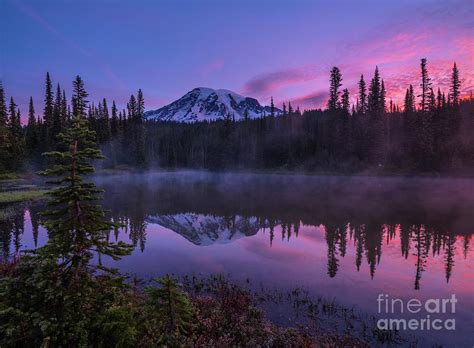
[2,172,473,346]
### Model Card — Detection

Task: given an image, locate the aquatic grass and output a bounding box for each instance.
[179,274,407,346]
[0,172,20,181]
[0,190,49,204]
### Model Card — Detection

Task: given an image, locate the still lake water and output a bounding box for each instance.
[2,171,473,346]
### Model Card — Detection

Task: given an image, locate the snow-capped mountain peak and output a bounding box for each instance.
[144,87,281,122]
[146,214,266,246]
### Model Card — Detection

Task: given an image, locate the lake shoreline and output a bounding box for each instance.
[93,167,474,180]
[3,166,474,184]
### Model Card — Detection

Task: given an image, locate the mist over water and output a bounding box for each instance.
[3,171,473,346]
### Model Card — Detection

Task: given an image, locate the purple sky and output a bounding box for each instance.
[1,0,472,121]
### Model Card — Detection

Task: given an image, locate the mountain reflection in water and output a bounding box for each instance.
[1,171,473,346]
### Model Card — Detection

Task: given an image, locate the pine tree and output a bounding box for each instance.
[357,74,367,114]
[368,66,381,113]
[437,88,443,109]
[128,95,137,119]
[0,79,133,346]
[111,100,119,137]
[52,83,63,146]
[133,90,146,167]
[428,88,436,111]
[418,58,431,112]
[25,96,38,159]
[44,72,54,147]
[0,82,10,170]
[341,88,350,113]
[8,98,24,169]
[61,89,68,127]
[288,102,293,114]
[72,75,88,117]
[137,90,145,119]
[39,76,131,270]
[0,82,6,129]
[144,276,194,344]
[380,80,386,112]
[328,67,342,110]
[416,59,435,169]
[98,98,111,143]
[449,62,461,106]
[282,102,287,116]
[9,97,17,127]
[367,67,384,164]
[404,85,415,113]
[270,97,275,117]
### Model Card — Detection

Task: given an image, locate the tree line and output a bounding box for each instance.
[0,74,147,172]
[0,58,472,174]
[145,59,472,173]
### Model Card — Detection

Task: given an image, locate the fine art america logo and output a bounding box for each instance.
[377,294,457,331]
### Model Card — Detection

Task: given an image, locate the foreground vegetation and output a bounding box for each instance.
[0,77,372,346]
[1,263,372,347]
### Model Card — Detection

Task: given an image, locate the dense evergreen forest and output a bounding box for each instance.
[0,58,472,175]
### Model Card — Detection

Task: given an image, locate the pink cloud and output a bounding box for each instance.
[242,67,319,96]
[289,91,327,110]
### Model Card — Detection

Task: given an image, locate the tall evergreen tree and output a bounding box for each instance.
[134,89,146,167]
[428,88,436,111]
[72,75,88,117]
[449,62,461,106]
[380,80,386,112]
[270,97,275,117]
[0,82,9,170]
[404,85,415,113]
[25,96,39,159]
[341,88,350,113]
[127,95,137,119]
[437,88,443,109]
[0,82,6,129]
[97,98,111,143]
[418,58,431,112]
[137,90,145,120]
[40,113,131,269]
[328,66,342,110]
[43,72,54,146]
[0,80,134,344]
[8,98,24,168]
[61,89,68,127]
[357,74,367,114]
[368,66,381,113]
[52,83,63,146]
[110,100,119,137]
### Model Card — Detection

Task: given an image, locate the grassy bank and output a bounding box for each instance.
[0,189,48,204]
[0,172,21,181]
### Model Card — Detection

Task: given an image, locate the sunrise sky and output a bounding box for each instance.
[1,0,472,119]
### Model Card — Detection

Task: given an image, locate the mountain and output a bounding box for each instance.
[147,214,268,245]
[144,87,281,122]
